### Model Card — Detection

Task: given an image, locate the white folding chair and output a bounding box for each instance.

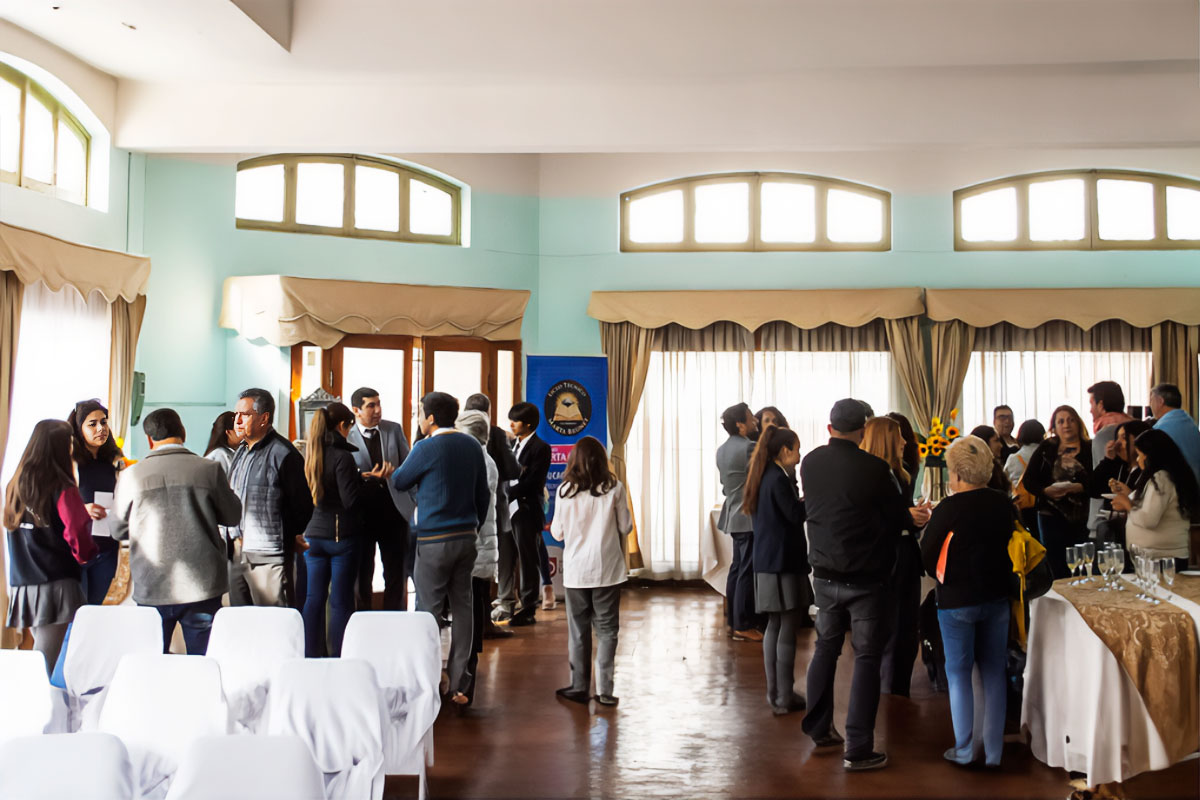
[63,605,163,730]
[97,654,229,800]
[165,735,325,800]
[341,610,441,799]
[205,606,304,732]
[0,732,134,800]
[0,650,55,742]
[265,658,387,800]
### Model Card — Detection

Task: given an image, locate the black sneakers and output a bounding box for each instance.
[844,752,888,771]
[810,728,845,749]
[555,686,589,704]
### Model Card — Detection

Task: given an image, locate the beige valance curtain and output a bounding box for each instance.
[588,287,924,332]
[0,223,151,303]
[219,275,530,349]
[925,288,1200,330]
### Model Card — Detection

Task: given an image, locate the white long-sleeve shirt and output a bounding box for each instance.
[550,481,633,589]
[1127,472,1190,558]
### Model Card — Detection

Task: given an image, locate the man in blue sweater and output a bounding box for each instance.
[392,391,489,706]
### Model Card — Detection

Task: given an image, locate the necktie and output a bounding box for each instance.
[364,428,383,468]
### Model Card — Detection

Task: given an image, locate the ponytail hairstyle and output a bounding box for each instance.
[741,424,800,517]
[559,436,617,499]
[304,402,355,504]
[4,420,77,530]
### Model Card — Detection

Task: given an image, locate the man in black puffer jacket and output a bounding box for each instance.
[228,388,313,607]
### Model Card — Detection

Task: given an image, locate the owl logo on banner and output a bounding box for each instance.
[544,379,592,436]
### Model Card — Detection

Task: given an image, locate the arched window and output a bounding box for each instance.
[235,154,463,245]
[0,61,91,205]
[954,169,1200,250]
[620,172,891,252]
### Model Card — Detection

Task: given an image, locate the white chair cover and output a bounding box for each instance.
[63,605,163,730]
[265,658,386,800]
[205,606,304,732]
[341,610,442,786]
[0,650,54,743]
[0,733,134,800]
[165,735,325,800]
[96,654,229,799]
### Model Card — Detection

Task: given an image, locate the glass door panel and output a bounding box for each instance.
[340,347,407,419]
[430,350,483,406]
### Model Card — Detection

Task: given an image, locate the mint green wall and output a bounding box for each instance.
[537,194,1200,355]
[135,156,540,456]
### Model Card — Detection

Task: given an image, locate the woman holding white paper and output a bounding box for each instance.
[67,399,126,605]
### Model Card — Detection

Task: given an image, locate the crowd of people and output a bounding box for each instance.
[4,376,1199,773]
[715,381,1200,771]
[3,387,633,712]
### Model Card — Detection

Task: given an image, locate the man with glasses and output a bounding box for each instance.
[227,388,312,607]
[992,405,1019,462]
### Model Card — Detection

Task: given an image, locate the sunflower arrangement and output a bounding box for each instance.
[917,409,961,465]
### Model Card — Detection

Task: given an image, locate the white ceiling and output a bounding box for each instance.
[1,0,1197,152]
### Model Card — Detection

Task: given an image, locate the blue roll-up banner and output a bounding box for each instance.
[524,355,608,598]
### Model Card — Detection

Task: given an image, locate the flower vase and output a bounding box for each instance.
[924,463,947,503]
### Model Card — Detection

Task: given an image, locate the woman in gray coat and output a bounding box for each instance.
[456,409,498,705]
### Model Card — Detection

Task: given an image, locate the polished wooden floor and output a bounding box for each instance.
[405,584,1198,800]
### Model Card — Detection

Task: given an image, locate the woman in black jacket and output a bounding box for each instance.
[301,402,366,657]
[1022,405,1092,579]
[67,399,126,605]
[742,424,809,715]
[920,435,1015,769]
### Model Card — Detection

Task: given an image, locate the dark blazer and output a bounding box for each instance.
[920,488,1015,609]
[304,434,365,541]
[510,433,551,528]
[800,438,912,584]
[751,465,808,575]
[346,419,414,521]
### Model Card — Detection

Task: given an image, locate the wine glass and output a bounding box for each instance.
[1082,541,1096,582]
[1065,546,1080,585]
[1147,559,1163,605]
[1161,557,1177,601]
[1096,549,1112,591]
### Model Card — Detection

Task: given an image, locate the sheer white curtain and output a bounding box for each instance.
[626,350,896,580]
[1,280,111,491]
[960,351,1154,432]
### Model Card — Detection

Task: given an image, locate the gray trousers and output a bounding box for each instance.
[565,585,621,696]
[494,525,517,612]
[414,537,477,696]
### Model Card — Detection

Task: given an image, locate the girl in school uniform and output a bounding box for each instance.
[550,436,633,706]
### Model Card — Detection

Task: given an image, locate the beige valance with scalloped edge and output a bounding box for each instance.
[587,288,924,331]
[925,288,1200,330]
[0,222,150,302]
[219,275,530,348]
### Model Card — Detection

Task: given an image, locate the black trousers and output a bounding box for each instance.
[802,578,887,760]
[356,505,409,612]
[725,532,760,631]
[880,537,922,697]
[511,510,542,619]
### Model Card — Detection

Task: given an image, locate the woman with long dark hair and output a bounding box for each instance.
[755,406,790,433]
[66,399,125,605]
[1022,405,1092,579]
[742,424,810,715]
[1112,429,1199,572]
[300,402,364,657]
[203,410,239,475]
[1091,419,1151,547]
[861,416,923,697]
[887,412,921,488]
[550,436,633,706]
[4,420,98,673]
[969,424,1012,495]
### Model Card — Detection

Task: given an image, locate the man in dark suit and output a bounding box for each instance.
[504,401,551,627]
[799,398,930,772]
[347,386,413,611]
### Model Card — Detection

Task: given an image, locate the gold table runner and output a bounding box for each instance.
[1054,577,1199,765]
[1169,572,1200,606]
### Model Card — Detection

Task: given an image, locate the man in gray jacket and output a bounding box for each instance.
[112,408,242,654]
[716,402,762,641]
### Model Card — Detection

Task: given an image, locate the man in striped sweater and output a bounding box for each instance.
[392,391,490,705]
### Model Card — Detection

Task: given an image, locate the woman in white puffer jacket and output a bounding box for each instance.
[455,409,498,704]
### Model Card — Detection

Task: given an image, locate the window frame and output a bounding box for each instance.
[236,154,462,246]
[619,171,891,253]
[954,169,1200,251]
[0,61,91,205]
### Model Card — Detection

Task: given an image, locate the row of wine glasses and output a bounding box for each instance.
[1066,542,1096,585]
[1096,544,1126,592]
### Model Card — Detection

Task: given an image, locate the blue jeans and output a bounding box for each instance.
[303,537,359,657]
[80,544,120,605]
[145,596,223,655]
[937,599,1010,766]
